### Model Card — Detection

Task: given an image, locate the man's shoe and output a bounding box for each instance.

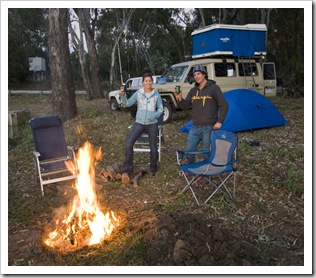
[150,170,157,176]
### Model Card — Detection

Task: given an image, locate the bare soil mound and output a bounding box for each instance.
[136,211,296,266]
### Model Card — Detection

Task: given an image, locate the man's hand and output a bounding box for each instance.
[173,88,182,101]
[213,122,222,130]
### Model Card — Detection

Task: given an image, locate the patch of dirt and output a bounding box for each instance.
[7,93,305,270]
[134,211,298,266]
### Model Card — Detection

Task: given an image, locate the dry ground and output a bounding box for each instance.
[7,92,304,271]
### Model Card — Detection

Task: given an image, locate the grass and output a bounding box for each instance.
[284,167,304,195]
[7,93,305,268]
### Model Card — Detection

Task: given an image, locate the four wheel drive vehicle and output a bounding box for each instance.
[108,75,160,111]
[127,57,277,123]
[111,24,277,124]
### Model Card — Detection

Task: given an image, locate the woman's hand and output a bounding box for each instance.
[120,86,125,96]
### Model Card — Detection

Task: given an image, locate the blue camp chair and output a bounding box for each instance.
[29,116,78,196]
[132,111,164,162]
[176,130,238,205]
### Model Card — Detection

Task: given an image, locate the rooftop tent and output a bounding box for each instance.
[179,89,288,134]
[191,24,267,58]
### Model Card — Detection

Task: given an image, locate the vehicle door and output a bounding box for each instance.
[263,63,277,96]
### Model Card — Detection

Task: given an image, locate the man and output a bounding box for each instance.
[174,65,229,164]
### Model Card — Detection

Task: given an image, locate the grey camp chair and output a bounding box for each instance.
[176,129,238,205]
[29,116,78,196]
[132,112,164,162]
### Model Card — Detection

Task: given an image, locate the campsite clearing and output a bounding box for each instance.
[8,94,305,268]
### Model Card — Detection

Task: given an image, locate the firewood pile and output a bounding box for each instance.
[95,163,147,189]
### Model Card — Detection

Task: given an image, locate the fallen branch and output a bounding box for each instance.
[131,171,147,187]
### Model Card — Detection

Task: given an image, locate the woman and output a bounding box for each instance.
[119,73,163,176]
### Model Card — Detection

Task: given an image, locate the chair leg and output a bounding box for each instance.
[35,159,45,197]
[188,184,201,205]
[204,173,234,204]
[182,174,206,205]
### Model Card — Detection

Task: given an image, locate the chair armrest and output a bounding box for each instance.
[175,150,210,164]
[67,146,78,161]
[33,151,41,157]
[177,150,210,155]
[67,145,78,152]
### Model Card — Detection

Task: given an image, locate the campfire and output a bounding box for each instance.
[44,141,119,252]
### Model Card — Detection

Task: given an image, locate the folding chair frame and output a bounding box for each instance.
[133,125,163,162]
[132,111,164,162]
[176,130,238,205]
[29,116,78,196]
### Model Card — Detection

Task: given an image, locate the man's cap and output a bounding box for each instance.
[193,65,207,74]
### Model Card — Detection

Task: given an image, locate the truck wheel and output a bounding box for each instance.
[163,101,172,123]
[110,99,119,111]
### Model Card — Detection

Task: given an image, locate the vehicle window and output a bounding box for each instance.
[161,66,189,83]
[134,78,142,86]
[126,80,133,89]
[263,64,276,80]
[238,63,258,76]
[215,63,236,77]
[185,67,195,83]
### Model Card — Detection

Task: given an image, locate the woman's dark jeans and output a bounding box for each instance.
[122,122,158,173]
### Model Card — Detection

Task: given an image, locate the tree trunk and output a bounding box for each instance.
[48,8,77,122]
[109,9,135,90]
[77,8,104,99]
[199,8,205,27]
[68,15,93,100]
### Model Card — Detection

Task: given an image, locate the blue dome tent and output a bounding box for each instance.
[179,89,288,134]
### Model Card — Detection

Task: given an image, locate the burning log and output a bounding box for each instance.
[44,141,120,253]
[95,174,108,187]
[69,218,76,245]
[131,171,147,187]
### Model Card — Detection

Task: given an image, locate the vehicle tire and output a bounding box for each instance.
[162,101,172,123]
[110,99,119,111]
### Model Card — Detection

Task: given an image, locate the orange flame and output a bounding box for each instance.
[44,141,119,251]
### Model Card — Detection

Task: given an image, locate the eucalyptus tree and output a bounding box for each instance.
[69,10,92,100]
[8,8,48,83]
[72,8,104,99]
[48,8,77,121]
[149,8,193,65]
[97,8,135,90]
[267,8,304,95]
